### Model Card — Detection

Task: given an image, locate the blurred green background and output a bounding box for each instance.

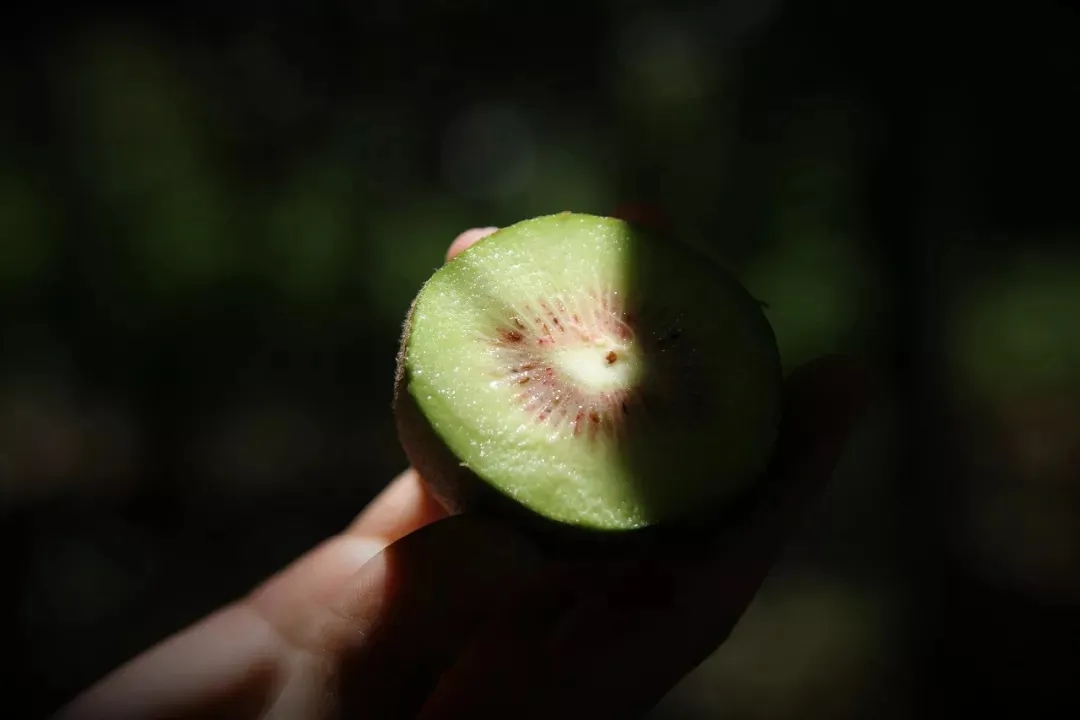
[3,1,1078,717]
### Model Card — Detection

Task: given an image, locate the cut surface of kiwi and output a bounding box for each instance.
[395,212,783,535]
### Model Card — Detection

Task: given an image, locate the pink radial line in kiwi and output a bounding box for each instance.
[489,290,641,443]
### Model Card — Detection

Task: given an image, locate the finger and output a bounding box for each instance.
[610,202,672,233]
[322,513,544,720]
[249,468,448,625]
[447,226,498,261]
[57,603,283,720]
[348,467,449,543]
[421,355,868,719]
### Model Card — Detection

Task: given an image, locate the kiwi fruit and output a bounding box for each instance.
[394,212,782,542]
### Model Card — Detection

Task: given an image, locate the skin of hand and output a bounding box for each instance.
[57,220,869,720]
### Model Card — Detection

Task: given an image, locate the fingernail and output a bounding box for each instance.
[611,203,672,233]
[447,227,499,261]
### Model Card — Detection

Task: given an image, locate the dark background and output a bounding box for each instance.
[3,1,1078,717]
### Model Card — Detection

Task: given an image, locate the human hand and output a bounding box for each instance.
[59,223,868,720]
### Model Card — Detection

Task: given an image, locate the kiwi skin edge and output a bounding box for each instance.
[393,297,779,564]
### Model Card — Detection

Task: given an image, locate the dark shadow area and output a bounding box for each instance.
[3,0,1078,717]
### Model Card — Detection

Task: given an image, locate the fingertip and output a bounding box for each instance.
[611,203,672,233]
[447,227,499,262]
[348,468,449,545]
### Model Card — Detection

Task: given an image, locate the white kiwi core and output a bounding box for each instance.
[552,342,642,393]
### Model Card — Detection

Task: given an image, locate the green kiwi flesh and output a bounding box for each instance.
[394,212,782,536]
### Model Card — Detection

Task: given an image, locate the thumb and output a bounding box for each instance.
[323,512,544,719]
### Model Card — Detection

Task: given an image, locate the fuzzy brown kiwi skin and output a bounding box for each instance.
[392,297,770,562]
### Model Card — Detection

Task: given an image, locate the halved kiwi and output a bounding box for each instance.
[394,212,782,540]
